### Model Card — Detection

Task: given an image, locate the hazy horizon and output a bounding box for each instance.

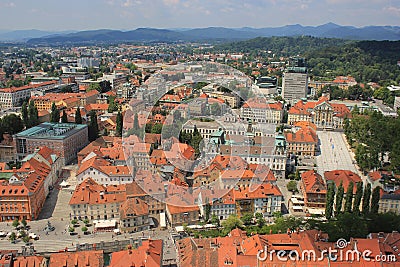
[0,0,399,31]
[1,22,400,33]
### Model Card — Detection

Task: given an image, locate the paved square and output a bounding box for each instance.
[316,131,359,176]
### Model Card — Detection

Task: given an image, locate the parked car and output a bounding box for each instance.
[29,233,39,240]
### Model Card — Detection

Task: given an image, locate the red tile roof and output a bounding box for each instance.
[285,127,318,144]
[49,250,104,267]
[109,240,162,267]
[120,198,149,219]
[324,170,362,194]
[13,256,45,267]
[301,170,327,194]
[69,178,126,205]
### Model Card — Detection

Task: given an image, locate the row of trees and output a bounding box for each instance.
[325,182,380,219]
[344,110,400,173]
[320,84,373,101]
[179,126,203,156]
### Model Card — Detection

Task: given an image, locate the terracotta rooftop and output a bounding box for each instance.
[109,239,162,267]
[324,170,362,194]
[301,170,327,194]
[120,197,149,219]
[49,250,104,267]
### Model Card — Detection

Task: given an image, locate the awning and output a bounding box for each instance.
[60,180,69,187]
[93,219,117,229]
[292,206,304,211]
[307,208,325,215]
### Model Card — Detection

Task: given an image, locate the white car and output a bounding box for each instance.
[29,233,39,240]
[0,231,6,237]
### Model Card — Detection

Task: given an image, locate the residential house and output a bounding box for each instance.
[324,170,362,194]
[69,178,126,220]
[76,155,132,185]
[241,98,283,124]
[300,170,327,210]
[49,250,104,267]
[0,172,46,222]
[119,198,150,233]
[285,126,318,156]
[233,183,283,217]
[109,240,163,267]
[379,189,400,214]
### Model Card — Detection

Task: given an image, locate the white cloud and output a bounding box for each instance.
[384,6,400,15]
[4,2,16,8]
[122,0,133,7]
[163,0,180,5]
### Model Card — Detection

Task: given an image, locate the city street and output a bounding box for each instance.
[316,130,360,176]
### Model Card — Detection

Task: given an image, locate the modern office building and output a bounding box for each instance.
[282,58,308,102]
[15,123,88,164]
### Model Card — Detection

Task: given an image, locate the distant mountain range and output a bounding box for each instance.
[0,29,76,42]
[1,23,399,44]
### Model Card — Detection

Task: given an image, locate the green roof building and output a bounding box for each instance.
[15,123,88,164]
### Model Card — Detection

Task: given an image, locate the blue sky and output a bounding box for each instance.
[0,0,399,30]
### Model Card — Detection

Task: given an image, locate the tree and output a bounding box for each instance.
[204,203,211,222]
[344,182,354,213]
[107,96,118,113]
[210,215,220,227]
[61,110,68,123]
[362,183,372,215]
[241,213,254,226]
[190,126,203,156]
[21,101,29,127]
[370,186,381,214]
[286,180,298,193]
[68,226,75,233]
[221,215,243,234]
[22,235,30,243]
[50,102,60,123]
[12,218,19,229]
[133,113,139,130]
[255,212,266,227]
[71,219,78,226]
[324,213,368,242]
[353,182,363,214]
[27,100,39,128]
[88,111,99,142]
[335,182,345,215]
[151,123,163,134]
[87,83,101,92]
[116,110,123,137]
[21,218,27,229]
[9,232,16,243]
[325,183,335,219]
[1,114,24,134]
[75,107,82,124]
[81,226,88,233]
[390,141,400,172]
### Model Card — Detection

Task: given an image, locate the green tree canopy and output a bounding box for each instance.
[221,215,243,235]
[1,114,24,134]
[116,111,123,137]
[50,102,60,123]
[75,107,82,124]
